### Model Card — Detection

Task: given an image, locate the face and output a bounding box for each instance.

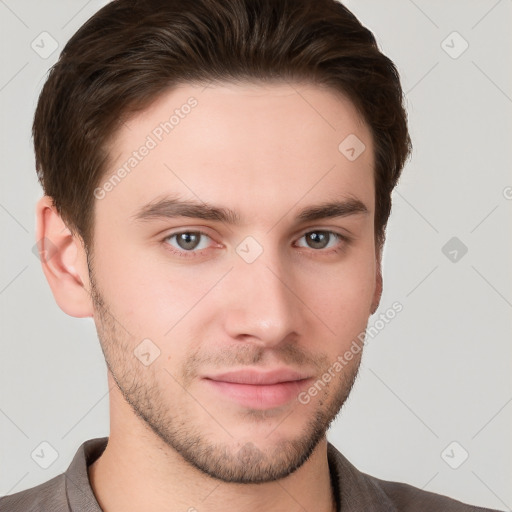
[87,81,380,483]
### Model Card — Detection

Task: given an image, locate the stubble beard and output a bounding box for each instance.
[88,265,362,484]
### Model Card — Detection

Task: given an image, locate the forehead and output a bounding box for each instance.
[99,81,375,224]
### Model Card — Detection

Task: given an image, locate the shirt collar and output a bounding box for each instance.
[65,437,107,511]
[327,442,397,511]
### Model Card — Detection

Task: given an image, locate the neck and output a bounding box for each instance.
[88,386,336,512]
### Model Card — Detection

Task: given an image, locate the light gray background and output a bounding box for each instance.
[1,0,511,510]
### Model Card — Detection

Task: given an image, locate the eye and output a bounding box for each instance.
[295,230,346,252]
[163,231,213,257]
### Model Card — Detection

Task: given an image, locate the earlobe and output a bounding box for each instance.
[35,196,94,318]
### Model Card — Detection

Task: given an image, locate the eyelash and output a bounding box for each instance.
[161,229,350,259]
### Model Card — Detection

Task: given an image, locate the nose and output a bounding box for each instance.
[220,245,303,348]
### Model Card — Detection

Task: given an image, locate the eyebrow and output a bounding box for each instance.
[132,195,368,225]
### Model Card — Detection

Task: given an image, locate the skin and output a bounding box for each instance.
[36,81,382,512]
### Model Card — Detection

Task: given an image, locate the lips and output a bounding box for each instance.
[202,368,313,409]
[203,368,311,385]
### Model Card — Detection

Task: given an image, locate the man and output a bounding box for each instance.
[0,0,502,511]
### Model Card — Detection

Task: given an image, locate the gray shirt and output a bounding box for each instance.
[0,437,502,511]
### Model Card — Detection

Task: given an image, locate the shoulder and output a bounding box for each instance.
[0,473,69,512]
[370,474,500,512]
[0,436,107,512]
[326,442,502,512]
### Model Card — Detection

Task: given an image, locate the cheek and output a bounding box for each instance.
[90,240,180,334]
[303,254,376,340]
[92,245,225,363]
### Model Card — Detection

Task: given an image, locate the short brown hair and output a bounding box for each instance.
[33,0,412,250]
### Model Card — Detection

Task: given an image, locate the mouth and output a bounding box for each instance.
[202,368,314,409]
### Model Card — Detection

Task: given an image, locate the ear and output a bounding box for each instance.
[370,246,383,315]
[35,196,94,317]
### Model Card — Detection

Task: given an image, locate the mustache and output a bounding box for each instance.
[182,343,328,384]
